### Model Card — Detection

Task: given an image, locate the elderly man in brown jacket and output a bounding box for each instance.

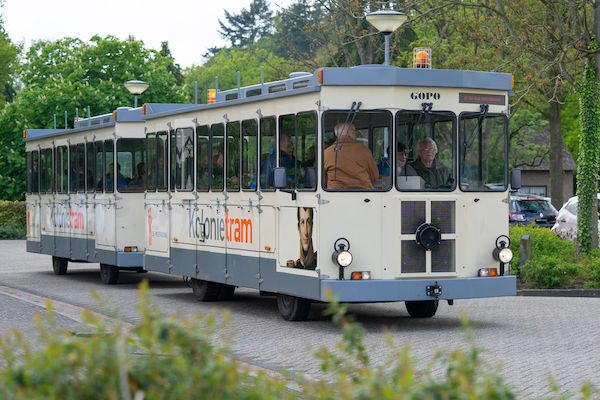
[324,122,379,189]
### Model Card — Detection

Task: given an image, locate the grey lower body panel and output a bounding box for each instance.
[321,276,516,302]
[26,239,41,253]
[145,254,170,273]
[40,234,54,255]
[116,251,144,267]
[70,237,88,261]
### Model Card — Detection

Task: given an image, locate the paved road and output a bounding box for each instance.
[1,240,599,398]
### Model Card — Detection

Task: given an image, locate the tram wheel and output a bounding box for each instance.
[276,294,311,321]
[217,284,236,301]
[190,278,221,302]
[100,264,120,285]
[405,300,439,318]
[52,256,68,275]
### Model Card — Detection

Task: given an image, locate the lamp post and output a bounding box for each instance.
[366,10,408,65]
[124,80,149,108]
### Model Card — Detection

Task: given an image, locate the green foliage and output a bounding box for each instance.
[0,200,25,239]
[509,224,600,288]
[508,108,550,170]
[0,283,287,400]
[2,284,600,399]
[520,256,581,288]
[184,46,298,104]
[0,36,186,200]
[576,54,600,254]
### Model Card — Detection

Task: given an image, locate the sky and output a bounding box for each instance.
[3,0,292,69]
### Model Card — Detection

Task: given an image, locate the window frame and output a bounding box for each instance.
[395,109,457,192]
[321,109,393,193]
[241,119,258,192]
[458,111,508,193]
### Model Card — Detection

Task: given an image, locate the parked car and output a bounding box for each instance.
[509,194,557,227]
[551,194,600,240]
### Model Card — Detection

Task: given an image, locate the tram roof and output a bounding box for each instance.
[142,65,513,120]
[23,107,147,142]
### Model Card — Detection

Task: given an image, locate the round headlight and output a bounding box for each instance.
[337,251,353,267]
[499,247,513,263]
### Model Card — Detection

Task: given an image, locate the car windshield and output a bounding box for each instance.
[514,199,556,214]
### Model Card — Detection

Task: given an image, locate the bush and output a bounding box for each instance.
[1,285,597,399]
[0,200,26,239]
[520,256,581,288]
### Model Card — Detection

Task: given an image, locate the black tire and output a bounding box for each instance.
[277,294,311,321]
[52,256,68,275]
[190,278,221,301]
[405,300,439,318]
[217,284,236,301]
[100,264,119,285]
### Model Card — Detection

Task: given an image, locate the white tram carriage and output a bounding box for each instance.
[25,64,518,320]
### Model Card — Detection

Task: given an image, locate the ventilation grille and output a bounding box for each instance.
[400,200,456,274]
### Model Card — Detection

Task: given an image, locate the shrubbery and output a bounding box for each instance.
[0,284,527,400]
[0,200,26,239]
[509,224,600,289]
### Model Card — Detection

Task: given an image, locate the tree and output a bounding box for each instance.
[218,0,273,47]
[184,46,298,104]
[0,36,187,200]
[160,41,184,86]
[0,2,20,103]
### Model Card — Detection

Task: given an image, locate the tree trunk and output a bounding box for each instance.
[548,101,564,209]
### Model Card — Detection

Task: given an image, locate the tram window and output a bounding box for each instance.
[259,117,276,191]
[76,143,85,193]
[169,128,194,191]
[85,142,95,193]
[196,126,210,191]
[296,112,317,190]
[69,145,76,193]
[26,152,31,194]
[278,114,295,189]
[241,119,258,191]
[41,148,53,193]
[396,111,455,191]
[226,122,240,191]
[104,140,114,193]
[95,141,103,193]
[322,111,391,191]
[157,132,168,191]
[459,114,507,191]
[146,133,157,191]
[55,146,68,194]
[211,123,224,191]
[31,151,39,194]
[117,138,146,192]
[169,130,176,191]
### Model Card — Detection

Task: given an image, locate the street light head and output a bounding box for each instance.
[366,10,407,34]
[124,80,149,95]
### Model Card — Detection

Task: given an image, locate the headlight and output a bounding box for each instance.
[337,251,353,267]
[499,248,513,263]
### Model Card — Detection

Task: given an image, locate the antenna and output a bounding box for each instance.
[194,81,198,104]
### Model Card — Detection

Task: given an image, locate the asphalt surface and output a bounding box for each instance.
[1,240,599,399]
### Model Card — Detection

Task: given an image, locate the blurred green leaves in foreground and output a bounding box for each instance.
[0,283,597,399]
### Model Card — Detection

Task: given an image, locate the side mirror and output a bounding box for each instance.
[510,169,521,190]
[274,167,287,189]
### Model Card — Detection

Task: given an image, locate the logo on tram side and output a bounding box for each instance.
[188,208,253,244]
[410,92,441,100]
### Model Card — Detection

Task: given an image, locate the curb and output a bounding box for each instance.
[517,289,600,298]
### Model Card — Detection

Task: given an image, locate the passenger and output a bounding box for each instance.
[409,138,452,189]
[129,162,146,188]
[106,163,127,189]
[212,150,224,187]
[397,142,417,177]
[260,134,295,189]
[323,122,378,190]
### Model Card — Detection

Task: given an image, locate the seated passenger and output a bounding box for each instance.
[397,142,417,177]
[323,122,378,189]
[409,138,452,189]
[260,134,295,189]
[128,162,146,188]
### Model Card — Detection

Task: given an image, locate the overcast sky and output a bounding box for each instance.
[3,0,291,69]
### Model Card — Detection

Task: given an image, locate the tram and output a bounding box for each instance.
[25,60,518,321]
